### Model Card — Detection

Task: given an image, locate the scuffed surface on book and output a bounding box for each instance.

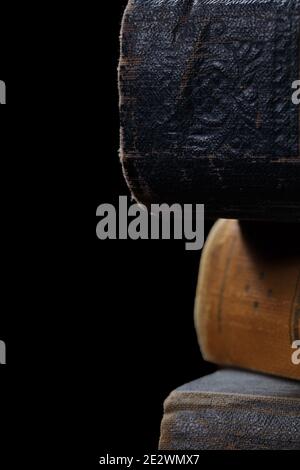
[194,219,300,381]
[119,0,300,221]
[159,369,300,450]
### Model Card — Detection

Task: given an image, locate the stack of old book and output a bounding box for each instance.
[119,0,300,450]
[159,220,300,450]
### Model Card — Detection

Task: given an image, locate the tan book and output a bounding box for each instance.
[194,219,300,381]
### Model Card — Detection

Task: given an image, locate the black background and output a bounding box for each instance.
[0,23,8,359]
[94,1,216,453]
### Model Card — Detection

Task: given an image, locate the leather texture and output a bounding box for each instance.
[119,0,300,221]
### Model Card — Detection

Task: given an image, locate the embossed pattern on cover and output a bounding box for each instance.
[119,0,300,221]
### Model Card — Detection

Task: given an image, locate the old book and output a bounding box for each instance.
[119,0,300,222]
[194,219,300,381]
[159,369,300,450]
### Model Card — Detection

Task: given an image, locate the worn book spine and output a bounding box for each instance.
[194,219,300,380]
[159,369,300,450]
[119,0,300,222]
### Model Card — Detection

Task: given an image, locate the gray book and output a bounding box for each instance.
[159,369,300,450]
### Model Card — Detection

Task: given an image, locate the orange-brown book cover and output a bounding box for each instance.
[195,219,300,381]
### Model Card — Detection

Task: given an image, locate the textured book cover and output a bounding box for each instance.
[195,219,300,380]
[119,0,300,221]
[159,369,300,450]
